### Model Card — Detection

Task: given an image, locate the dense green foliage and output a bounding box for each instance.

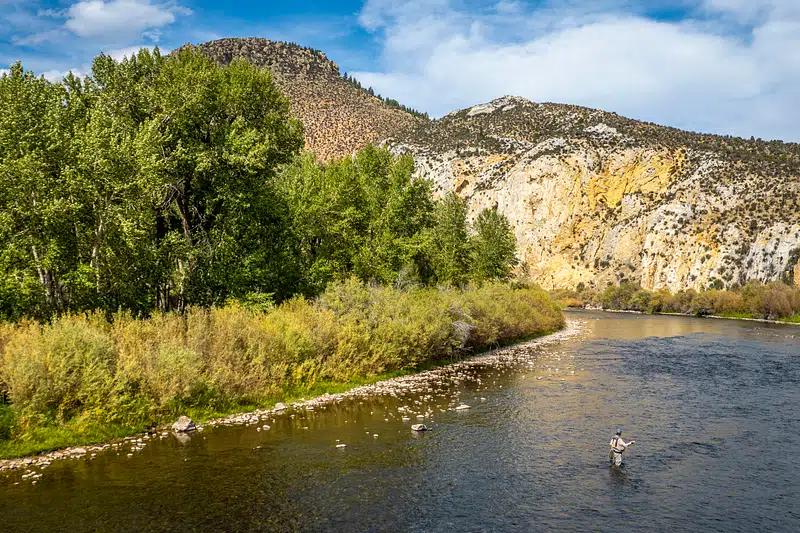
[1,51,518,321]
[554,282,800,322]
[0,282,563,457]
[425,193,471,286]
[469,207,519,282]
[0,49,303,318]
[277,147,434,294]
[276,155,518,293]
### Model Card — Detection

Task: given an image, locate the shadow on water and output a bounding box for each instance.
[2,310,799,532]
[608,463,634,488]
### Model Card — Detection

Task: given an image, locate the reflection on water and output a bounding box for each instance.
[1,311,798,532]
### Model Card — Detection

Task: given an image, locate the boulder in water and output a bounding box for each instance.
[411,424,429,432]
[172,416,196,433]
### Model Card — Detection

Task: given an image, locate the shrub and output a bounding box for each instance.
[563,281,800,320]
[0,281,563,454]
[0,404,15,440]
[113,312,203,409]
[0,316,116,426]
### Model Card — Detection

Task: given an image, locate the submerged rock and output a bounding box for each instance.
[411,424,429,432]
[172,416,196,433]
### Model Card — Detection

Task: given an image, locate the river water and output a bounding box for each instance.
[2,311,799,532]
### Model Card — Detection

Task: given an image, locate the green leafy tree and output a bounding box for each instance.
[425,193,470,286]
[469,207,518,282]
[350,147,433,285]
[278,146,433,294]
[133,49,303,309]
[0,63,87,318]
[0,48,304,318]
[70,50,165,314]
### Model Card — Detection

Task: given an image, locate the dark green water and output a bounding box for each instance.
[2,311,799,532]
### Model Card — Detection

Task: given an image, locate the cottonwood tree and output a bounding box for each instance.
[425,193,471,287]
[135,49,303,309]
[0,64,86,318]
[469,207,518,282]
[278,146,433,294]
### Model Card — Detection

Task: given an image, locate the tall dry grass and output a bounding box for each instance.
[0,281,563,450]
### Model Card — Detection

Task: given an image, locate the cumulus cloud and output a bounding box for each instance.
[353,0,800,141]
[64,0,189,40]
[103,44,166,61]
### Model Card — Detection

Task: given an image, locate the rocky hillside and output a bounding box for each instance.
[387,96,800,291]
[179,38,800,292]
[183,38,424,160]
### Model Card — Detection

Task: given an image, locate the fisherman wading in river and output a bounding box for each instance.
[609,429,635,467]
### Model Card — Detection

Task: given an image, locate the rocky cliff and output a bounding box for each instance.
[387,96,800,291]
[183,38,424,161]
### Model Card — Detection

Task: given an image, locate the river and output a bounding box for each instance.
[2,310,799,532]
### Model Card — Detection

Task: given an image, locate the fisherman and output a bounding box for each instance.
[609,428,635,466]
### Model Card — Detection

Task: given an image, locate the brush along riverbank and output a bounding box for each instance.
[0,281,563,462]
[567,307,800,326]
[0,320,581,475]
[553,282,800,324]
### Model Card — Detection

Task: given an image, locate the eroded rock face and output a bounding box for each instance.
[388,97,800,291]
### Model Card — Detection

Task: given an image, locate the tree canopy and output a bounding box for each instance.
[0,50,519,320]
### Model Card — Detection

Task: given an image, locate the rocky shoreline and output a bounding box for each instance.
[572,306,800,326]
[1,321,581,478]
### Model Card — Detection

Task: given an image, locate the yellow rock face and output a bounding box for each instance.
[410,142,800,292]
[586,150,681,210]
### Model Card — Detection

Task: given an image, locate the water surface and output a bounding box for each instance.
[2,311,799,532]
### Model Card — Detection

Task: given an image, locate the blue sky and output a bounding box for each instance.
[2,1,799,141]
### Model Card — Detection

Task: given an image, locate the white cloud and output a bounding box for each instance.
[0,69,9,77]
[701,0,800,22]
[41,68,84,81]
[103,44,167,61]
[64,0,189,40]
[354,0,800,141]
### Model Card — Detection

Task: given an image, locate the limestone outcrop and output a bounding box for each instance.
[388,96,800,291]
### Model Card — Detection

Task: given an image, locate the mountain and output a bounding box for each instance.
[187,38,800,292]
[387,96,800,291]
[182,38,425,161]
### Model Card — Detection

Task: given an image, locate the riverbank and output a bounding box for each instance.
[0,319,578,474]
[553,282,800,324]
[570,306,800,326]
[0,281,563,462]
